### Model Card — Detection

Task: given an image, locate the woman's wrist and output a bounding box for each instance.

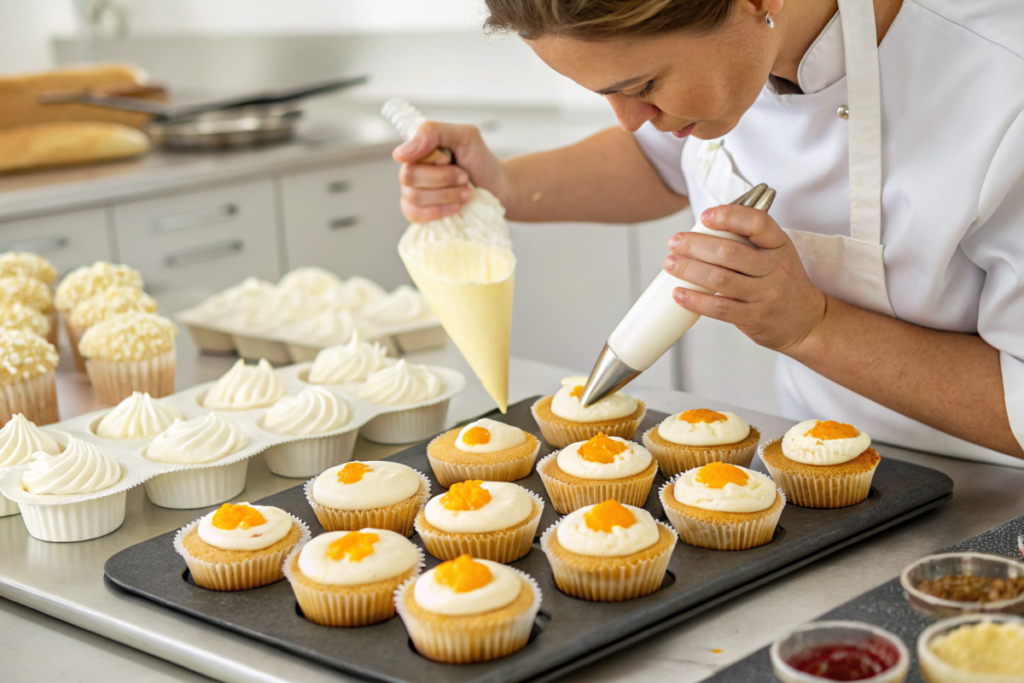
[782,293,838,364]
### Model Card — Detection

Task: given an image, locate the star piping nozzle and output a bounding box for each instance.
[580,344,641,408]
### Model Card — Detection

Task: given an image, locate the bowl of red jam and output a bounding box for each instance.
[901,553,1024,618]
[770,620,909,683]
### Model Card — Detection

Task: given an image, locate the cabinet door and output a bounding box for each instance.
[0,208,112,276]
[278,159,410,289]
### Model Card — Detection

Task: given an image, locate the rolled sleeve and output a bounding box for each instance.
[632,122,689,197]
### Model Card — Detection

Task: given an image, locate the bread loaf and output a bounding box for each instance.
[0,122,150,175]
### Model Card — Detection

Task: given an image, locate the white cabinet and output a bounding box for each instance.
[0,208,112,276]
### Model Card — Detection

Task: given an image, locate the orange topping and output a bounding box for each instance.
[806,420,859,441]
[570,385,584,400]
[211,503,266,530]
[338,462,372,485]
[695,462,750,489]
[434,554,492,593]
[441,480,492,511]
[583,499,637,533]
[678,408,728,424]
[327,531,379,562]
[461,426,491,446]
[577,432,629,464]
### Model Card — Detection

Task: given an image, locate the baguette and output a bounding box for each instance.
[0,122,150,175]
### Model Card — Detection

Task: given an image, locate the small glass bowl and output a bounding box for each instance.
[901,553,1024,618]
[770,620,910,683]
[917,613,1024,683]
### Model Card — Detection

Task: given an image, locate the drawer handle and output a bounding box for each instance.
[164,240,243,268]
[329,216,358,230]
[3,236,69,254]
[154,204,238,232]
[327,181,351,194]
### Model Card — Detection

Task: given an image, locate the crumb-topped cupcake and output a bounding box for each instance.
[427,418,541,488]
[538,433,657,514]
[66,286,157,373]
[415,480,544,563]
[395,554,542,664]
[0,252,57,285]
[79,312,177,404]
[203,358,286,410]
[0,329,59,426]
[94,391,182,440]
[261,387,354,478]
[0,303,50,339]
[531,377,646,448]
[643,409,760,478]
[0,414,61,517]
[540,500,676,602]
[0,275,56,344]
[54,261,143,313]
[307,332,392,385]
[661,462,784,550]
[306,461,430,536]
[761,420,881,509]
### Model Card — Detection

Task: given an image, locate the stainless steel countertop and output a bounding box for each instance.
[2,334,1023,683]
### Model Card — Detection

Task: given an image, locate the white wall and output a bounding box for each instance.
[0,0,75,73]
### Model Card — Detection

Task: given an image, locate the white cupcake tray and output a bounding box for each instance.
[0,362,464,542]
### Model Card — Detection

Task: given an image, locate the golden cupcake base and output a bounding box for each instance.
[530,396,646,449]
[426,427,541,488]
[760,438,880,509]
[536,452,658,514]
[642,426,760,479]
[660,479,785,550]
[414,494,544,563]
[304,472,430,537]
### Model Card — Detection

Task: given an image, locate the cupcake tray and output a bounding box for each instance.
[104,397,953,683]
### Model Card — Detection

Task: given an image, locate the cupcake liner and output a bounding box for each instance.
[173,513,310,591]
[531,398,647,449]
[0,370,59,426]
[62,314,87,374]
[145,459,249,509]
[658,477,785,551]
[540,520,677,602]
[641,426,759,479]
[427,438,541,489]
[394,567,542,663]
[0,492,19,517]
[285,344,320,363]
[19,491,127,542]
[45,309,58,347]
[536,452,658,514]
[85,348,177,405]
[304,469,431,537]
[262,430,359,479]
[415,491,545,563]
[759,438,877,509]
[360,399,450,445]
[230,335,291,364]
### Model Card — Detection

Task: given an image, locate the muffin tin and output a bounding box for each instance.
[104,397,954,683]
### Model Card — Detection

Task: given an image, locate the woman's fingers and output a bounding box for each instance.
[400,199,463,223]
[400,183,472,207]
[664,254,759,301]
[392,120,480,164]
[668,232,770,277]
[700,205,790,250]
[399,163,468,189]
[672,287,745,324]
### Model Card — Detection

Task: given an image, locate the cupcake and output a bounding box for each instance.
[93,391,182,440]
[395,554,542,664]
[278,266,343,296]
[306,332,393,385]
[426,418,541,488]
[415,480,544,563]
[55,262,143,347]
[531,377,646,448]
[0,414,62,517]
[358,285,432,328]
[0,329,59,426]
[285,528,422,627]
[540,499,677,602]
[761,420,881,509]
[0,303,51,339]
[0,275,56,344]
[78,312,177,404]
[203,358,286,410]
[260,387,355,478]
[0,252,58,285]
[182,278,275,353]
[174,502,308,591]
[279,309,356,361]
[359,360,449,444]
[660,462,785,550]
[341,276,387,309]
[66,286,157,373]
[537,432,657,514]
[306,460,430,536]
[642,409,761,478]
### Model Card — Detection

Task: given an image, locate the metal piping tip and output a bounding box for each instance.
[733,183,768,206]
[580,344,641,407]
[753,188,776,212]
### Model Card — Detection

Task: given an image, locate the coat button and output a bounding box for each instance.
[838,105,850,119]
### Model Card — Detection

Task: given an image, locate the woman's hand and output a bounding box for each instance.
[392,121,510,223]
[664,205,827,353]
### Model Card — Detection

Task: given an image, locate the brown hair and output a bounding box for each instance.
[483,0,734,39]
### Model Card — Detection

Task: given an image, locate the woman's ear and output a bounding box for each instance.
[737,0,785,20]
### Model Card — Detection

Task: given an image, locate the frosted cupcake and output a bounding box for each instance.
[0,329,59,426]
[426,418,541,488]
[0,252,58,285]
[306,460,430,536]
[278,266,343,296]
[79,313,177,404]
[0,414,62,517]
[540,500,677,602]
[183,278,275,353]
[531,377,646,448]
[359,360,449,444]
[341,276,387,309]
[761,420,881,509]
[279,309,355,357]
[642,409,761,478]
[66,286,157,373]
[260,387,354,478]
[0,303,51,339]
[395,554,542,663]
[359,285,431,327]
[225,286,319,336]
[306,332,392,385]
[203,358,286,410]
[660,462,785,550]
[93,391,182,440]
[538,433,658,514]
[0,276,56,344]
[286,528,422,627]
[415,480,544,563]
[175,502,308,591]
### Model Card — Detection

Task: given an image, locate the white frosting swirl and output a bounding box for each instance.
[203,359,287,410]
[556,436,652,480]
[341,276,387,309]
[550,377,638,423]
[95,392,182,440]
[307,332,393,384]
[278,267,342,296]
[225,287,321,334]
[672,465,778,513]
[0,414,61,467]
[658,411,750,446]
[359,360,443,405]
[782,419,872,466]
[262,388,349,435]
[279,309,354,346]
[197,504,294,551]
[21,437,121,494]
[424,482,534,533]
[413,558,521,616]
[359,285,429,326]
[400,187,513,255]
[145,413,247,464]
[191,278,276,322]
[556,503,660,557]
[312,461,422,511]
[454,418,527,453]
[297,529,419,586]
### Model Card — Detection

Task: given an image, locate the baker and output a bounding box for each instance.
[392,0,1024,465]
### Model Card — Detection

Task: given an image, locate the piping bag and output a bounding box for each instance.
[382,99,515,412]
[580,184,776,407]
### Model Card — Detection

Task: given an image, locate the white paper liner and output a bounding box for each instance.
[531,398,647,449]
[758,437,878,509]
[0,370,59,426]
[536,451,658,514]
[658,476,786,550]
[415,490,545,563]
[394,565,542,663]
[641,425,760,478]
[304,469,431,536]
[85,347,177,405]
[427,436,541,489]
[0,492,20,517]
[360,399,450,445]
[20,491,127,542]
[145,459,249,509]
[45,309,58,347]
[173,512,310,590]
[262,430,359,479]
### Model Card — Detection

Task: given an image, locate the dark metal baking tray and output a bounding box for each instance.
[105,396,954,683]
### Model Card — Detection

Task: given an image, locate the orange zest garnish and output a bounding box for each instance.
[806,420,858,441]
[570,385,584,400]
[678,409,728,424]
[434,554,492,592]
[695,462,749,489]
[577,432,629,464]
[461,426,491,446]
[327,531,379,562]
[338,462,372,484]
[584,499,637,533]
[441,480,492,511]
[212,503,267,530]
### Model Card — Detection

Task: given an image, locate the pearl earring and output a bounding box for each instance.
[765,12,775,28]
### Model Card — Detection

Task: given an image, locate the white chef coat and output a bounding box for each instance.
[633,0,1024,466]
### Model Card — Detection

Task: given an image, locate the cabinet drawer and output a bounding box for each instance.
[0,208,112,276]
